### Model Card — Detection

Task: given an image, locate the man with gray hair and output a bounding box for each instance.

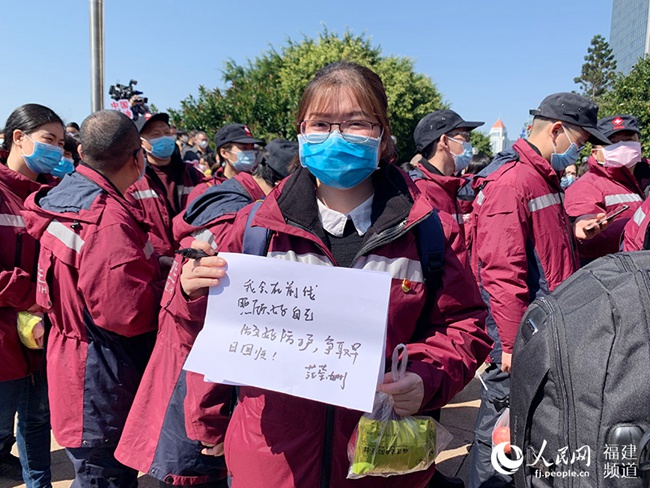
[23,110,165,487]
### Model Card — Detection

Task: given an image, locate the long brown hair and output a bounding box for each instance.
[295,61,396,162]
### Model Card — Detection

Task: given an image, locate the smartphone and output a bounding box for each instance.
[585,204,630,231]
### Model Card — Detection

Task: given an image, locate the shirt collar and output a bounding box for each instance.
[317,194,374,237]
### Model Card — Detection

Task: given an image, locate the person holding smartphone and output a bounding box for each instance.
[565,115,649,264]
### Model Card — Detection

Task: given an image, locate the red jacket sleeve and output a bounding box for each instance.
[78,223,164,337]
[0,267,35,310]
[475,183,530,355]
[184,372,232,445]
[406,213,491,411]
[623,204,648,251]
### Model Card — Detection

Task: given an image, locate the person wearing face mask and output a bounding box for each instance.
[185,124,266,201]
[23,110,166,488]
[126,113,206,267]
[411,110,484,248]
[168,61,491,488]
[0,103,65,487]
[560,163,577,189]
[114,139,299,488]
[565,115,648,263]
[467,92,611,488]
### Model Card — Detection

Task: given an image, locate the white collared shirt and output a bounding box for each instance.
[317,195,374,237]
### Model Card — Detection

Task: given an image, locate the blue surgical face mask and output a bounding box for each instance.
[144,135,176,159]
[551,127,583,171]
[22,136,64,174]
[448,137,473,173]
[298,132,380,189]
[50,157,75,178]
[560,174,576,189]
[231,150,259,173]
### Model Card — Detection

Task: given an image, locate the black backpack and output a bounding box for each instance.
[511,251,650,487]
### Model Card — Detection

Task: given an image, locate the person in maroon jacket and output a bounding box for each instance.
[126,113,205,265]
[114,140,297,488]
[174,61,491,488]
[467,93,611,488]
[0,104,65,487]
[410,110,483,245]
[565,114,649,264]
[187,124,266,201]
[23,110,165,488]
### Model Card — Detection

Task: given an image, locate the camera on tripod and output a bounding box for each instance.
[109,79,148,104]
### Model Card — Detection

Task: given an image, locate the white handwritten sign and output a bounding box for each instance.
[183,252,391,412]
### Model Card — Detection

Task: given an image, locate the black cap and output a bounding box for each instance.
[261,139,298,179]
[597,115,640,140]
[135,112,170,133]
[213,123,264,150]
[529,92,610,145]
[414,110,484,152]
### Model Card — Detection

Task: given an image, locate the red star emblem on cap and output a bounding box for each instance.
[243,126,252,137]
[612,117,624,128]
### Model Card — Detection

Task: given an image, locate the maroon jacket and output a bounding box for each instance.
[471,139,579,359]
[410,159,472,245]
[564,156,644,261]
[171,165,491,488]
[0,163,45,381]
[115,174,267,485]
[126,155,205,258]
[622,198,650,251]
[23,164,164,448]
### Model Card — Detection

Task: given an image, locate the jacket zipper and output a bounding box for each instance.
[537,296,571,479]
[14,233,23,268]
[354,213,432,262]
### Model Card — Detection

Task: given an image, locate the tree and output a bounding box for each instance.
[470,131,492,157]
[169,30,447,161]
[600,55,650,156]
[573,34,617,100]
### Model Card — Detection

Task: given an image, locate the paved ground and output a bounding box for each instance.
[0,373,482,487]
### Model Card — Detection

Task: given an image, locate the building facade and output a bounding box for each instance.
[490,119,511,154]
[610,0,650,74]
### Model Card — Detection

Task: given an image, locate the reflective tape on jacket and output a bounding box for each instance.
[476,191,485,206]
[633,207,647,226]
[0,214,25,227]
[528,193,561,213]
[143,241,155,260]
[604,193,643,207]
[45,220,85,253]
[269,251,424,283]
[132,189,159,200]
[190,229,217,250]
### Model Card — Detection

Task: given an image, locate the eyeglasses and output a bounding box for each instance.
[447,131,471,143]
[131,147,145,159]
[300,120,383,143]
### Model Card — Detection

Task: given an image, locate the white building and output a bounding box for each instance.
[490,119,511,154]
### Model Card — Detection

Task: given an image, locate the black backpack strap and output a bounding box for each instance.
[417,210,445,294]
[242,200,271,256]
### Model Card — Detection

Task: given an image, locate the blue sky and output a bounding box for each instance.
[1,0,613,148]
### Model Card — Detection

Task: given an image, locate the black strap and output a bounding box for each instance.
[417,210,445,293]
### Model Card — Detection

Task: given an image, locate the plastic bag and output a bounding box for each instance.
[492,407,511,454]
[347,344,452,478]
[17,311,45,350]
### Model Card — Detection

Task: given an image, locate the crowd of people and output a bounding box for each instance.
[1,61,648,488]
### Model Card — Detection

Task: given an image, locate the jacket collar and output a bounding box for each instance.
[417,157,466,195]
[587,156,644,195]
[513,139,561,188]
[0,162,43,199]
[252,164,433,259]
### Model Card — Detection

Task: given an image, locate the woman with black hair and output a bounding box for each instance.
[0,103,64,487]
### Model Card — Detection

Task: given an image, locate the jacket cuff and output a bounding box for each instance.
[406,360,443,412]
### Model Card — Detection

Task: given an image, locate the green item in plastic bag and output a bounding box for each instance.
[350,414,436,476]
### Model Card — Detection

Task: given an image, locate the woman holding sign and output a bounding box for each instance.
[176,62,491,488]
